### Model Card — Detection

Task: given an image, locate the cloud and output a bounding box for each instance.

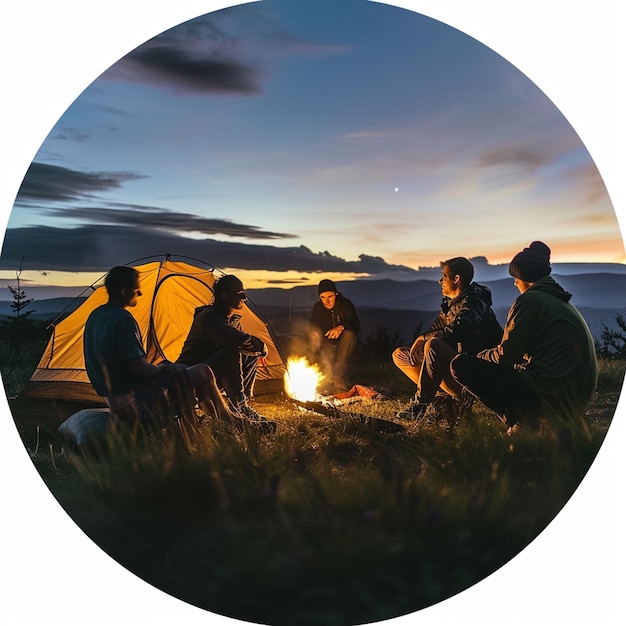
[101,9,350,96]
[120,46,264,94]
[14,163,145,205]
[45,205,294,240]
[476,147,551,172]
[0,225,418,277]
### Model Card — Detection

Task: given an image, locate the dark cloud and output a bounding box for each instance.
[0,225,417,277]
[121,46,263,94]
[45,205,293,240]
[14,163,145,205]
[13,162,295,241]
[102,9,349,96]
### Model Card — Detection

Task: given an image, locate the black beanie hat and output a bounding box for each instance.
[508,241,552,282]
[318,279,337,294]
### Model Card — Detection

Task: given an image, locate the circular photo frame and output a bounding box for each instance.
[2,2,624,625]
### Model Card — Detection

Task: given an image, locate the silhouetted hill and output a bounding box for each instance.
[2,270,624,343]
[246,272,626,313]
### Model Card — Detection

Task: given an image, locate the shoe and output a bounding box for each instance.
[431,393,459,429]
[456,388,475,419]
[236,402,277,433]
[396,399,429,421]
[432,389,475,429]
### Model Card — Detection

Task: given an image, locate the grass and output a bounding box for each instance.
[3,335,624,626]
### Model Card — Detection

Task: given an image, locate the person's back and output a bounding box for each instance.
[506,276,597,410]
[451,241,599,431]
[84,302,145,397]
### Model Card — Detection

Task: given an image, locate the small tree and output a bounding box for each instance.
[6,262,35,319]
[599,313,626,358]
[7,284,34,319]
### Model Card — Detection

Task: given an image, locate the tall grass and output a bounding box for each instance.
[50,389,613,626]
[4,320,624,625]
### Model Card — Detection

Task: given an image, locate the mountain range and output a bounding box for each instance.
[1,262,625,346]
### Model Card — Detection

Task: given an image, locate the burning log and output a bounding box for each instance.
[291,398,405,435]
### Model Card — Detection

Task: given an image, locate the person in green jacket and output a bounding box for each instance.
[450,241,598,433]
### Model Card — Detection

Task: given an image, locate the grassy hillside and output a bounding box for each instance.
[4,325,624,625]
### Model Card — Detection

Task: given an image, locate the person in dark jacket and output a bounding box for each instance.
[393,257,502,421]
[450,241,598,433]
[176,274,275,428]
[308,279,360,393]
[83,266,240,428]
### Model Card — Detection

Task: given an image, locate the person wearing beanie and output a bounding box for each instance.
[393,256,503,424]
[450,241,598,433]
[308,278,361,394]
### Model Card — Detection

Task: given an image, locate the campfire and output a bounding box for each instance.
[284,356,325,402]
[283,355,405,435]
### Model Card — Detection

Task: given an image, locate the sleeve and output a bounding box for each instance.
[478,297,531,365]
[205,313,266,356]
[114,315,146,363]
[339,299,360,334]
[425,293,489,345]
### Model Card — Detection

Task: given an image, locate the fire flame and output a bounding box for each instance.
[284,356,325,402]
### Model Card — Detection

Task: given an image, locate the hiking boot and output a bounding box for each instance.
[236,402,277,433]
[396,398,429,421]
[456,388,475,420]
[431,393,459,429]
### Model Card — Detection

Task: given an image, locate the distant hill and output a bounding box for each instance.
[0,296,86,322]
[245,271,626,312]
[247,271,626,345]
[1,268,624,344]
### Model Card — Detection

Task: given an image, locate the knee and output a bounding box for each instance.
[188,363,217,387]
[449,353,471,382]
[392,346,407,366]
[339,329,357,347]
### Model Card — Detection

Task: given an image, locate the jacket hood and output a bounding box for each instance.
[527,275,572,302]
[447,282,493,306]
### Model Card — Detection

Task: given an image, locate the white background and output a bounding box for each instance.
[1,1,624,624]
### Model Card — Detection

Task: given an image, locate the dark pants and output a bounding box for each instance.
[107,363,194,425]
[392,337,463,402]
[450,353,542,426]
[308,329,357,380]
[203,347,258,405]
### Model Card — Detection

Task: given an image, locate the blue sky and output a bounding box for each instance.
[1,0,623,291]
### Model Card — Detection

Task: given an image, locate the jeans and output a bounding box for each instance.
[392,337,463,402]
[203,347,259,405]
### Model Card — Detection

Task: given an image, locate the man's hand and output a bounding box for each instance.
[324,325,344,340]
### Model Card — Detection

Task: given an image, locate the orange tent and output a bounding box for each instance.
[24,255,286,404]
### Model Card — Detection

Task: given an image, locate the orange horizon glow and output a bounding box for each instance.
[1,245,625,292]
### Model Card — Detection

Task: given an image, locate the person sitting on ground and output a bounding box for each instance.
[308,278,360,394]
[393,257,503,422]
[176,274,273,426]
[83,265,243,429]
[450,241,598,434]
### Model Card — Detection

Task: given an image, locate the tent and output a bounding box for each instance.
[24,255,287,404]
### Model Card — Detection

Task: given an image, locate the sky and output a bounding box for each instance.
[1,2,626,626]
[0,0,624,294]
